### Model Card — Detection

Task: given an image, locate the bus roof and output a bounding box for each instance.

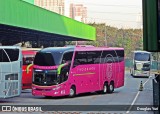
[39,47,74,53]
[22,48,41,55]
[74,46,124,51]
[37,46,123,53]
[21,48,41,51]
[22,50,37,55]
[0,46,21,49]
[133,50,151,54]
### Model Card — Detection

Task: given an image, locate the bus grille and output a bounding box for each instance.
[5,82,19,96]
[136,63,143,70]
[5,73,19,96]
[5,74,18,80]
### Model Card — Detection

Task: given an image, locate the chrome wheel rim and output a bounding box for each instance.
[103,85,107,93]
[70,88,74,96]
[110,84,113,91]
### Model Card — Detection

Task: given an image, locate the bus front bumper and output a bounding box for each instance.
[32,85,67,97]
[134,70,150,77]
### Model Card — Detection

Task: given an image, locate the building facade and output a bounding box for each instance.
[70,4,87,23]
[34,0,87,23]
[34,0,65,15]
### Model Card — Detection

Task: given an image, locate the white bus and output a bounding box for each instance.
[0,46,22,98]
[130,51,151,77]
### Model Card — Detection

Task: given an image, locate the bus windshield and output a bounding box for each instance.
[34,52,62,66]
[134,53,150,61]
[0,49,19,62]
[23,55,34,65]
[33,69,58,86]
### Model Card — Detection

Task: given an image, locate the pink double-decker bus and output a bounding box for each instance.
[32,46,124,97]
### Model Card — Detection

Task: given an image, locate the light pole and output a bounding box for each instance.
[104,24,107,46]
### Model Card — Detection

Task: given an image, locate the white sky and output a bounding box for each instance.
[70,0,142,29]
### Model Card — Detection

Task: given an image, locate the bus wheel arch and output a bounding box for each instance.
[69,85,76,98]
[108,81,114,93]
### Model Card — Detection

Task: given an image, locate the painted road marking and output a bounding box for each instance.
[126,76,152,113]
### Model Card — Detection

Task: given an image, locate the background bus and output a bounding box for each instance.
[32,46,124,97]
[130,51,152,77]
[22,48,40,89]
[0,46,22,98]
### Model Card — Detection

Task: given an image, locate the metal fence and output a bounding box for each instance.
[152,75,160,114]
[125,59,158,69]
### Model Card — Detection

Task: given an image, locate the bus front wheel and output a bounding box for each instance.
[69,86,76,98]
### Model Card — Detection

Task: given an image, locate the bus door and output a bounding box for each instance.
[70,51,87,93]
[58,52,73,84]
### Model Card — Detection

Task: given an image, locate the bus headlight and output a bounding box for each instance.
[52,86,61,90]
[32,87,36,90]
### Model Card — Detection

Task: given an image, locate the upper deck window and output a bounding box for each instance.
[34,52,62,66]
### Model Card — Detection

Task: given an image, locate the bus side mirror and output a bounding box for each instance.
[62,60,66,64]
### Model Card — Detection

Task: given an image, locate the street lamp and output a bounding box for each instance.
[104,24,107,46]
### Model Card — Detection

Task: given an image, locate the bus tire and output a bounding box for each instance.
[45,96,52,98]
[102,83,108,94]
[69,86,76,98]
[108,82,114,93]
[130,69,133,76]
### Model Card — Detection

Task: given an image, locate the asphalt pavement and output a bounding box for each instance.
[0,71,155,114]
